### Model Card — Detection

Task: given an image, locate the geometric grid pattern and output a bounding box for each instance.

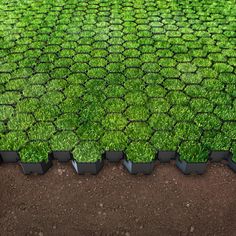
[0,0,235,163]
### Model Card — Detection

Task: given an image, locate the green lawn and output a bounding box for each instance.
[0,0,235,163]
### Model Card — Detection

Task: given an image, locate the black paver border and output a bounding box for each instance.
[0,150,235,175]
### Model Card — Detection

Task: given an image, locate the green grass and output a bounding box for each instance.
[0,131,28,151]
[126,142,156,163]
[100,131,127,151]
[19,141,50,163]
[72,142,102,162]
[201,131,232,151]
[125,122,152,141]
[151,131,180,151]
[50,131,78,151]
[0,0,235,164]
[178,141,209,163]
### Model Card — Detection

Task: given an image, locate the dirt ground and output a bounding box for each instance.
[0,160,236,236]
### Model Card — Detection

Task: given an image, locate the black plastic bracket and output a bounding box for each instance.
[209,151,231,162]
[52,151,72,162]
[105,151,124,162]
[20,159,53,175]
[71,159,104,174]
[157,151,177,163]
[0,151,20,163]
[122,159,156,175]
[176,156,208,175]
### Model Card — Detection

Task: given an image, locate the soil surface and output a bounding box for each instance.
[0,161,236,236]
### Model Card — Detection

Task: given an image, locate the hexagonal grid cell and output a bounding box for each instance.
[0,0,235,169]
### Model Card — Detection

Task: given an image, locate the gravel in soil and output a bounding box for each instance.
[0,161,236,236]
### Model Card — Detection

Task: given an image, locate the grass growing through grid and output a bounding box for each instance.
[0,0,235,163]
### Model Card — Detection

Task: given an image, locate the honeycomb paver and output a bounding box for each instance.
[0,0,235,165]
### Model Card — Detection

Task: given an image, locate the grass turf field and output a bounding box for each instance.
[0,0,235,163]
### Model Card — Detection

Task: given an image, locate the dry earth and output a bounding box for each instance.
[0,161,236,236]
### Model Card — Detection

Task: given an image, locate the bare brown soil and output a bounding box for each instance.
[0,161,236,236]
